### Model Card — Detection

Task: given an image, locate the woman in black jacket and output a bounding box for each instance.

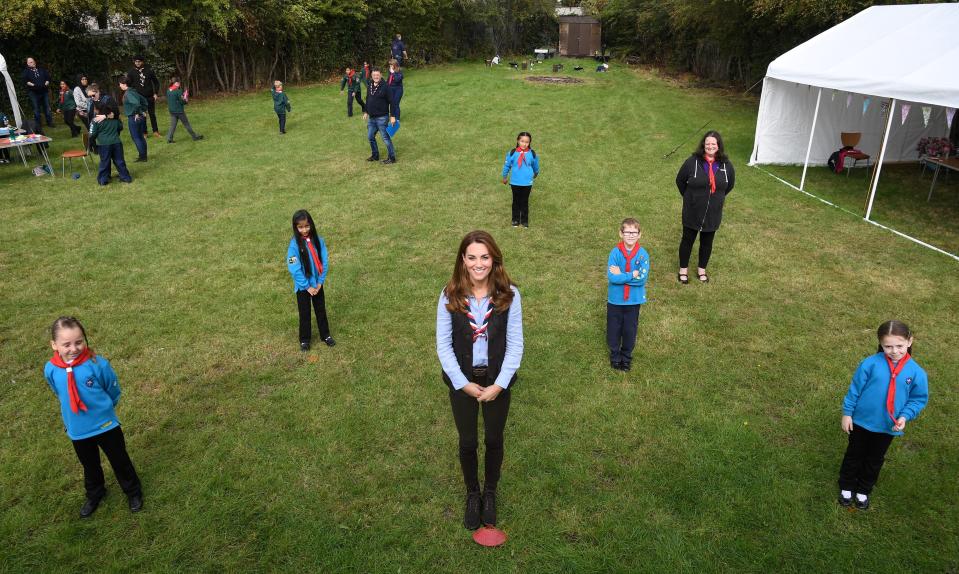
[675,131,735,284]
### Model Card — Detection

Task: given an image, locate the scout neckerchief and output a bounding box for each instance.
[50,347,93,414]
[705,157,717,194]
[303,235,323,276]
[388,72,394,85]
[59,89,66,105]
[884,353,911,423]
[347,70,355,87]
[466,297,494,342]
[617,242,641,299]
[515,146,529,167]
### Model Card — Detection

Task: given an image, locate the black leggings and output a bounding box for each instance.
[296,288,331,342]
[838,424,895,495]
[679,226,716,269]
[71,426,142,500]
[510,185,531,224]
[449,382,511,492]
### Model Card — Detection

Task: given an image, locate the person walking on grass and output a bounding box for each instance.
[286,210,336,351]
[43,317,144,518]
[355,68,396,164]
[118,77,149,162]
[22,57,54,127]
[340,66,361,117]
[90,99,132,185]
[606,217,650,372]
[272,81,291,134]
[837,320,928,511]
[126,55,162,137]
[166,76,203,143]
[675,130,735,285]
[57,79,81,137]
[501,131,540,227]
[436,230,524,531]
[387,59,404,121]
[391,33,408,67]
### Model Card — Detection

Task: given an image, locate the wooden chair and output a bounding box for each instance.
[840,132,870,176]
[61,131,91,177]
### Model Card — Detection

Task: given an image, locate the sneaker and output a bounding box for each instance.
[193,135,204,141]
[521,222,529,228]
[511,221,520,227]
[79,494,104,518]
[854,494,869,510]
[128,494,144,513]
[611,361,623,371]
[324,337,336,347]
[838,491,852,507]
[300,341,310,351]
[381,157,396,165]
[621,362,631,372]
[153,131,162,138]
[167,140,174,144]
[464,491,481,530]
[481,488,497,526]
[367,155,380,162]
[134,157,147,163]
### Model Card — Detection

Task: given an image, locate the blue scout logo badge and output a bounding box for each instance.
[288,256,297,264]
[905,377,913,386]
[85,377,95,387]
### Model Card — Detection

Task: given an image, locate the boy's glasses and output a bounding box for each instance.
[622,231,640,236]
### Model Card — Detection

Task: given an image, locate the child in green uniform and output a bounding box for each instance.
[118,77,149,162]
[90,100,132,185]
[340,67,362,117]
[57,80,81,137]
[166,76,203,143]
[272,80,291,134]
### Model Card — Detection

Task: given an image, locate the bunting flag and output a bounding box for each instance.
[880,101,890,117]
[846,94,853,108]
[863,97,871,115]
[900,104,910,125]
[922,106,932,127]
[947,107,956,129]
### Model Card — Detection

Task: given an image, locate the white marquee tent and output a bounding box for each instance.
[749,2,959,222]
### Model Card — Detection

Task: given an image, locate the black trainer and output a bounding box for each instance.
[511,221,519,227]
[381,157,396,165]
[193,135,204,141]
[854,495,870,510]
[464,491,481,530]
[80,495,104,518]
[838,491,852,507]
[324,337,336,347]
[481,488,497,526]
[621,362,632,372]
[300,341,310,351]
[366,155,380,162]
[128,494,144,513]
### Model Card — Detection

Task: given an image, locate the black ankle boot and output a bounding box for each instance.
[464,490,481,530]
[481,488,497,526]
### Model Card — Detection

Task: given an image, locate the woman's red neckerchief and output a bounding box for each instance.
[705,157,717,194]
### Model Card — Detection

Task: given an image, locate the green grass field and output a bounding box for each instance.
[1,60,957,573]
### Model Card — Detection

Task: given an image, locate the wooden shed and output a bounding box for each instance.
[558,16,601,57]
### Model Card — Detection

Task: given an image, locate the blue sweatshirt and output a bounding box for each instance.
[287,235,328,291]
[842,353,929,436]
[607,245,650,305]
[502,148,540,186]
[44,355,122,440]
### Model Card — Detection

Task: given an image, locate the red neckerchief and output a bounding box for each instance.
[169,83,179,91]
[59,90,66,105]
[388,72,394,85]
[705,157,717,194]
[884,353,911,423]
[303,235,324,276]
[465,298,494,341]
[617,242,641,299]
[50,348,93,414]
[347,70,355,86]
[364,64,370,78]
[515,146,529,167]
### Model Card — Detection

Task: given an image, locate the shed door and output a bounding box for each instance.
[572,23,585,56]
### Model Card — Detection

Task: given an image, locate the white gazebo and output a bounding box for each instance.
[749,3,959,229]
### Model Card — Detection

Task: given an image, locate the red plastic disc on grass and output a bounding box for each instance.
[472,526,507,547]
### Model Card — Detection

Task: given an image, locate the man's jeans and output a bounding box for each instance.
[367,115,395,159]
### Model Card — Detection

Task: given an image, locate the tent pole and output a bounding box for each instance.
[864,98,896,221]
[800,87,822,191]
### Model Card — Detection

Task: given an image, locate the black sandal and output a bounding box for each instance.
[677,273,689,285]
[698,271,709,283]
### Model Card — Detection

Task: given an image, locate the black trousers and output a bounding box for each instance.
[838,424,895,495]
[449,371,512,492]
[63,109,81,136]
[71,426,142,500]
[606,303,641,365]
[346,92,355,117]
[277,113,287,133]
[146,95,159,133]
[296,288,331,343]
[679,226,716,269]
[510,185,532,224]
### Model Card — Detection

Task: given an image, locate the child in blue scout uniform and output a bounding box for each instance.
[286,210,335,351]
[43,317,143,518]
[387,59,404,120]
[501,131,540,227]
[340,67,362,117]
[90,100,133,185]
[837,320,928,510]
[118,76,149,162]
[272,81,291,134]
[606,218,650,372]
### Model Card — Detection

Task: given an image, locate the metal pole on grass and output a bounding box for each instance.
[800,87,823,191]
[864,98,896,221]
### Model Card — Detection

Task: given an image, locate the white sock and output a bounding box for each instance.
[841,490,852,499]
[856,493,868,502]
